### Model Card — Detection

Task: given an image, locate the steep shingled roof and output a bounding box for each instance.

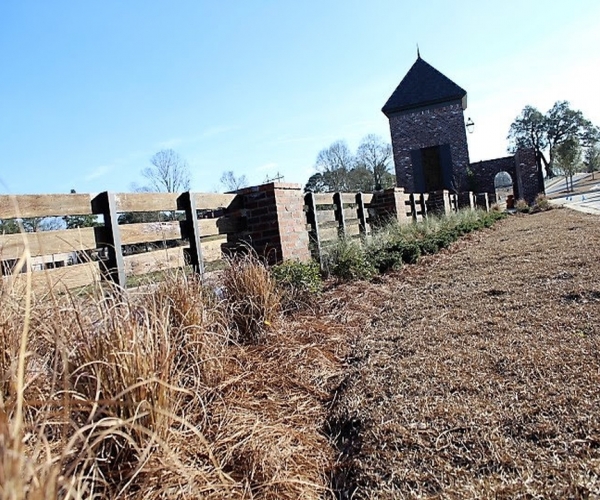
[382,57,467,117]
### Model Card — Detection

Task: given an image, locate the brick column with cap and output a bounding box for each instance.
[370,187,411,227]
[237,182,310,264]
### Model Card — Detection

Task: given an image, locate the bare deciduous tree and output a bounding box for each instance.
[355,134,394,190]
[315,140,355,192]
[137,149,191,193]
[220,170,248,192]
[305,137,395,193]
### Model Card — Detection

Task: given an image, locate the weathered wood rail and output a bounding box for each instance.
[1,184,488,292]
[0,191,239,292]
[304,188,481,266]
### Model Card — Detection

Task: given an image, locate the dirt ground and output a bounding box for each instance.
[319,208,600,499]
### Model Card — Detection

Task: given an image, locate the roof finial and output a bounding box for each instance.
[417,44,421,59]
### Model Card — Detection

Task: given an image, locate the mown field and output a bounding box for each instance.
[321,208,600,498]
[2,207,599,499]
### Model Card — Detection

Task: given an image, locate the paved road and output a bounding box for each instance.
[546,173,600,215]
[545,173,592,195]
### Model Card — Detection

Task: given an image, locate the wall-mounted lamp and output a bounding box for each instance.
[466,117,475,134]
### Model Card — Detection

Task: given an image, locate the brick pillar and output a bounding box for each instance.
[370,187,410,227]
[514,148,543,203]
[427,190,451,215]
[237,182,310,264]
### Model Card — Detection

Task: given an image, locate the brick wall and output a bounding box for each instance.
[469,156,515,196]
[369,187,411,227]
[426,190,452,214]
[387,102,471,192]
[469,148,542,204]
[458,191,475,210]
[236,181,484,265]
[514,148,543,203]
[475,193,490,211]
[236,183,310,264]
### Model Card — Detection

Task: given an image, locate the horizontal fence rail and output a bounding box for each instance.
[1,185,490,292]
[304,188,486,268]
[0,191,240,293]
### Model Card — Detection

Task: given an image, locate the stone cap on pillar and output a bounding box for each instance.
[235,182,303,195]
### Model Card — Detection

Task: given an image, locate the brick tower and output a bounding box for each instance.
[382,56,471,193]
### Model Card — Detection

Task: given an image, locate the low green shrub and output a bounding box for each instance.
[271,260,323,311]
[323,238,375,281]
[418,233,441,255]
[395,239,421,264]
[367,237,421,273]
[323,208,505,281]
[455,217,483,235]
[430,228,456,249]
[271,260,322,293]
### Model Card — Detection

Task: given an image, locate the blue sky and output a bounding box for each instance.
[1,1,599,195]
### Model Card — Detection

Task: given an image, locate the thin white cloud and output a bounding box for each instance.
[269,135,328,146]
[84,164,113,181]
[154,126,238,152]
[82,149,150,188]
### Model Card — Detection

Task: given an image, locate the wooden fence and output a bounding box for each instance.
[304,189,480,264]
[0,191,240,292]
[0,185,488,293]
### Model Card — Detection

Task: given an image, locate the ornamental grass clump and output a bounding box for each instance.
[1,264,338,499]
[1,278,94,498]
[27,277,233,498]
[515,198,530,213]
[150,272,229,385]
[533,193,552,212]
[222,253,282,344]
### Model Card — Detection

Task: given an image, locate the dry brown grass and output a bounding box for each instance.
[4,208,600,499]
[222,254,282,344]
[323,209,600,499]
[0,261,341,499]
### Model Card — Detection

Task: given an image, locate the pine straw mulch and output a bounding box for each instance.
[316,208,600,499]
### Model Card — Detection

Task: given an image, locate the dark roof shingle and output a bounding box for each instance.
[382,57,466,116]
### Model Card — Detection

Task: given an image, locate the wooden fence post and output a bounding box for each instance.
[410,193,429,221]
[333,192,346,238]
[476,193,490,212]
[409,193,418,221]
[304,192,322,266]
[91,191,126,288]
[177,191,204,277]
[420,193,428,219]
[356,192,368,238]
